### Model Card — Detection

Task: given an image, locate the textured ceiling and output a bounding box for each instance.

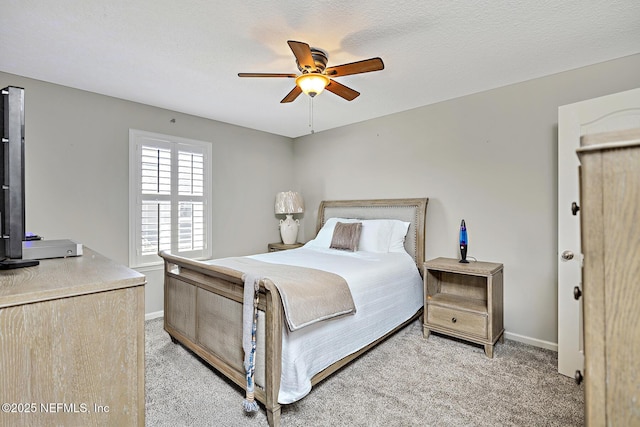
[1,1,640,138]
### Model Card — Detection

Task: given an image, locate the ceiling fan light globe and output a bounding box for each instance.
[296,74,330,97]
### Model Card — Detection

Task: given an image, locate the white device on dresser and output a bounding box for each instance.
[22,239,83,260]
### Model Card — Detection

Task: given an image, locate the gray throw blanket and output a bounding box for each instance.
[212,257,356,332]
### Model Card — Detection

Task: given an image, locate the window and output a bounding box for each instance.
[129,129,212,267]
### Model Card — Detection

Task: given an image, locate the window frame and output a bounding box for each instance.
[129,129,212,268]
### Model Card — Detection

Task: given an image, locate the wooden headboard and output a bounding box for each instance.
[317,198,428,273]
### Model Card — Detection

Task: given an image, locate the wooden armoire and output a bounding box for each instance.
[577,127,640,426]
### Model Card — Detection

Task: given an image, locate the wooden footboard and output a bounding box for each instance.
[160,251,284,427]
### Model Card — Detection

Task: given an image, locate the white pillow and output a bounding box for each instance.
[358,219,394,252]
[388,220,411,253]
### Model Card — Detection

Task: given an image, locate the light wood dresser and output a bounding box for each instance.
[0,248,146,426]
[577,127,640,426]
[423,257,504,358]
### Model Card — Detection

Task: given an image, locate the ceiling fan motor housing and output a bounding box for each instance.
[297,47,328,73]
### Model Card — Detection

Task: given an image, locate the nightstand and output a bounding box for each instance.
[268,242,304,252]
[423,257,504,358]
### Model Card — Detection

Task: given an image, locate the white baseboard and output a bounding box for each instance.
[145,310,164,321]
[504,331,558,352]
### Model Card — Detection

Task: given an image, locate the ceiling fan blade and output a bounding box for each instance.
[325,79,360,101]
[281,86,302,103]
[238,72,297,78]
[287,40,316,72]
[325,57,384,77]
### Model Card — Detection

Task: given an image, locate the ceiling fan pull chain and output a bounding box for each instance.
[309,97,315,134]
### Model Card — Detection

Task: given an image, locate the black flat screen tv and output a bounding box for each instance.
[0,86,38,269]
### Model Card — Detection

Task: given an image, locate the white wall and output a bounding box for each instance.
[0,72,294,315]
[293,53,640,348]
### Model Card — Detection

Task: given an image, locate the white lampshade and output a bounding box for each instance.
[295,74,330,98]
[275,191,304,214]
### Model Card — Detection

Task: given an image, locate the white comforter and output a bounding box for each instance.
[247,246,423,404]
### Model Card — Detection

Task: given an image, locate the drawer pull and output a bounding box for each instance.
[451,317,457,323]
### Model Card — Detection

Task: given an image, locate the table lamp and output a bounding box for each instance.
[275,191,304,244]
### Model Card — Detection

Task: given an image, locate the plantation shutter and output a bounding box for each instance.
[129,130,212,267]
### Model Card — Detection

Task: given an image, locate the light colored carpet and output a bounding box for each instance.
[145,318,584,426]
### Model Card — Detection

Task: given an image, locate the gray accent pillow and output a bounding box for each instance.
[330,222,362,252]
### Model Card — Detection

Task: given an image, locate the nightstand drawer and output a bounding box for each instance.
[427,305,487,338]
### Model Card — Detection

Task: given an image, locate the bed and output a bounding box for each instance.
[159,198,428,426]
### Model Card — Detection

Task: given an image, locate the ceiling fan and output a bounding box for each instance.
[238,40,384,103]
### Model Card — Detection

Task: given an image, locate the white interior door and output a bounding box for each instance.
[557,87,640,378]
